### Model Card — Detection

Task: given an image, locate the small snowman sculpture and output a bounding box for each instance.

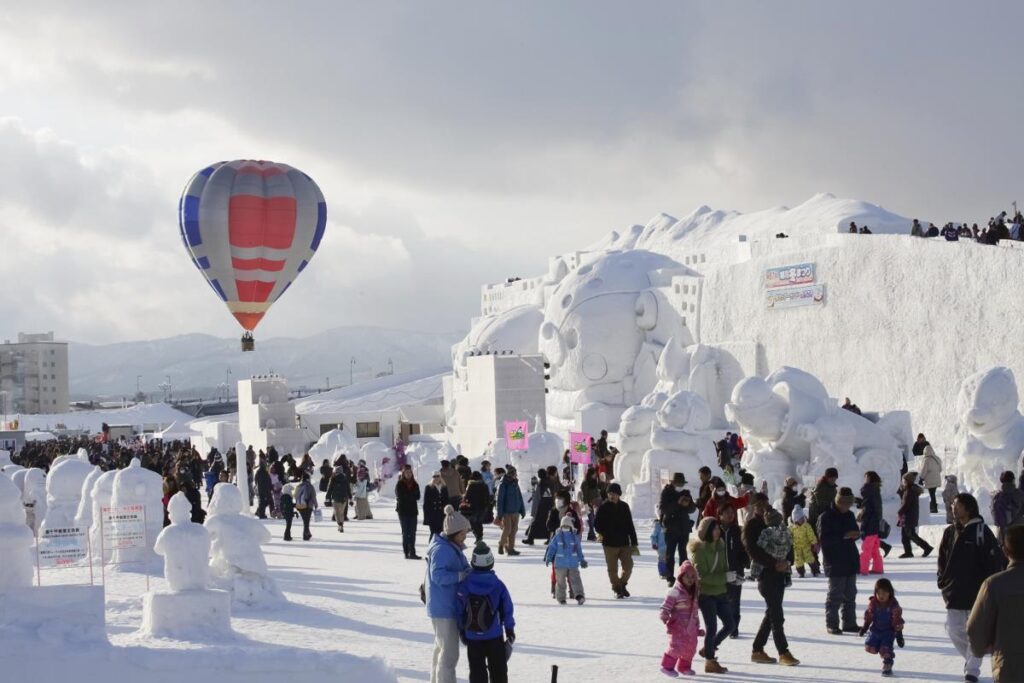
[0,475,34,590]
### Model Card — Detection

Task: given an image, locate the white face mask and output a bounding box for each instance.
[716,489,727,497]
[674,486,685,492]
[555,500,566,509]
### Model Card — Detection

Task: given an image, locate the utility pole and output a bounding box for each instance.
[350,357,356,386]
[387,358,394,375]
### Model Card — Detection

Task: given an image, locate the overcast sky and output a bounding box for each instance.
[2,2,1022,344]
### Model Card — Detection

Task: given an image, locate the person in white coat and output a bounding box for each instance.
[919,444,943,514]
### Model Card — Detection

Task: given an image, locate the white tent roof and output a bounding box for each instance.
[294,367,449,416]
[10,402,196,434]
[25,430,57,441]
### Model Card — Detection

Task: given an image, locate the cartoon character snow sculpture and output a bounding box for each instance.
[0,475,34,590]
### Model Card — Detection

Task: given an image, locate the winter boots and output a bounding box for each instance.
[778,651,800,666]
[704,659,728,674]
[751,651,777,664]
[882,659,894,677]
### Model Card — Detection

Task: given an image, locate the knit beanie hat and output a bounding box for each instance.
[443,504,472,537]
[791,504,806,522]
[470,541,494,569]
[560,515,574,530]
[766,509,783,527]
[607,483,623,496]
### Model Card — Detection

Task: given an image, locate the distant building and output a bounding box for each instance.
[237,375,308,457]
[0,332,70,415]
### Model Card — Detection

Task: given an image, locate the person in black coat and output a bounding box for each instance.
[897,472,933,558]
[858,471,890,575]
[524,469,555,544]
[742,493,798,665]
[781,477,805,522]
[717,502,748,638]
[181,478,206,524]
[658,472,696,585]
[422,472,448,541]
[594,483,638,598]
[394,465,421,559]
[818,488,861,634]
[462,472,491,542]
[254,464,273,519]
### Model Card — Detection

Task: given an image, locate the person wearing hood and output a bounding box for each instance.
[326,457,353,532]
[455,540,515,683]
[819,487,861,635]
[426,505,473,683]
[353,459,373,520]
[544,515,587,605]
[423,472,449,542]
[659,472,697,585]
[968,525,1024,683]
[659,560,701,677]
[943,475,959,525]
[919,443,943,514]
[937,492,1005,683]
[859,470,886,575]
[496,466,525,556]
[789,505,819,578]
[524,469,555,545]
[991,470,1024,544]
[897,472,933,558]
[689,517,734,674]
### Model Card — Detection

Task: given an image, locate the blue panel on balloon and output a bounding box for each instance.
[182,195,203,247]
[209,278,228,302]
[310,202,326,251]
[275,281,292,301]
[194,256,211,270]
[297,259,308,272]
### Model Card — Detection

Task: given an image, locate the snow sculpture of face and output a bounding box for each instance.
[725,377,788,443]
[538,250,683,409]
[167,492,192,525]
[657,391,711,433]
[46,457,94,505]
[957,367,1021,437]
[0,475,23,524]
[23,469,45,504]
[209,484,243,516]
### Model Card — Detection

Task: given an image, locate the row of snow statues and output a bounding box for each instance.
[607,362,1024,523]
[0,449,282,639]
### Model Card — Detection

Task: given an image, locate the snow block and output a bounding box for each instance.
[141,588,232,639]
[0,585,106,643]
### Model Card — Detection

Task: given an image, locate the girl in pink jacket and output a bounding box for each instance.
[659,560,702,677]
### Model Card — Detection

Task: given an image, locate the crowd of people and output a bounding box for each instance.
[845,209,1024,246]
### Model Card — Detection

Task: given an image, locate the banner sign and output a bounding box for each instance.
[766,284,825,310]
[37,525,89,568]
[101,504,146,551]
[504,421,529,451]
[568,432,592,464]
[765,262,815,289]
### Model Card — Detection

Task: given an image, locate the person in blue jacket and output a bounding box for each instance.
[456,540,516,683]
[496,466,526,557]
[545,515,588,604]
[425,505,472,683]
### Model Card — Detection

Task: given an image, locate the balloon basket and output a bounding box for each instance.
[241,333,255,352]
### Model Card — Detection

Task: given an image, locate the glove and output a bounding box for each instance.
[505,629,515,644]
[698,629,705,637]
[652,544,659,551]
[896,632,905,648]
[580,559,588,569]
[859,626,868,637]
[544,561,550,567]
[631,546,641,557]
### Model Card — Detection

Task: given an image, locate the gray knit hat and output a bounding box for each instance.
[443,504,472,536]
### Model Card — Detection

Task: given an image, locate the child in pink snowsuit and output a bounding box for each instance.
[659,560,701,677]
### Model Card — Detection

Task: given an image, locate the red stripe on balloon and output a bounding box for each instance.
[228,195,297,249]
[235,280,276,303]
[232,257,286,272]
[236,165,286,177]
[233,311,265,331]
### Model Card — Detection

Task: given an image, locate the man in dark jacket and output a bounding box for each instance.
[717,503,748,638]
[898,471,933,557]
[496,466,526,556]
[818,487,861,634]
[658,472,696,585]
[326,463,352,533]
[695,466,714,516]
[991,470,1024,543]
[254,464,273,519]
[938,493,1005,683]
[968,525,1024,683]
[742,493,799,666]
[594,483,638,599]
[807,468,838,529]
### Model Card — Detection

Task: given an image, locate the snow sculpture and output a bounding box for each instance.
[86,470,117,564]
[205,484,284,607]
[407,441,457,486]
[0,449,11,469]
[726,367,904,504]
[0,475,34,590]
[73,466,102,541]
[141,492,232,638]
[627,391,717,518]
[11,468,28,495]
[955,367,1024,513]
[110,458,163,567]
[309,428,359,463]
[22,468,46,535]
[40,451,93,535]
[360,441,395,482]
[538,250,695,433]
[509,431,565,493]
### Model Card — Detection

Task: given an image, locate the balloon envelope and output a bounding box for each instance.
[178,160,326,331]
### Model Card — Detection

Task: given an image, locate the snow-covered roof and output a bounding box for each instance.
[294,367,449,416]
[10,402,196,434]
[399,404,445,424]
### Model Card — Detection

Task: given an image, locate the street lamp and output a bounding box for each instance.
[225,367,232,402]
[350,357,356,386]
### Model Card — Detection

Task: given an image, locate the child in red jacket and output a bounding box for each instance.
[658,560,702,677]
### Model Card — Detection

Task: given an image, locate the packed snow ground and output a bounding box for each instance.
[6,498,989,682]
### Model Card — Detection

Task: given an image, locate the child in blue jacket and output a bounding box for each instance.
[651,519,668,581]
[858,577,905,677]
[544,516,588,604]
[456,541,516,682]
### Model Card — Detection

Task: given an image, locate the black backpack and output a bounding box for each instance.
[463,593,497,636]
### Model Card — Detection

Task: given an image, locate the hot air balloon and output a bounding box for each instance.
[178,160,326,351]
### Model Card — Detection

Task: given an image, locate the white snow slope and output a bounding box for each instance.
[1,497,988,682]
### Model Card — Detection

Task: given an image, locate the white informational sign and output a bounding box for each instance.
[101,504,146,553]
[764,262,815,289]
[37,525,90,568]
[766,284,825,310]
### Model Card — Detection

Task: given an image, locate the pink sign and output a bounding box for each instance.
[504,421,529,451]
[569,431,592,464]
